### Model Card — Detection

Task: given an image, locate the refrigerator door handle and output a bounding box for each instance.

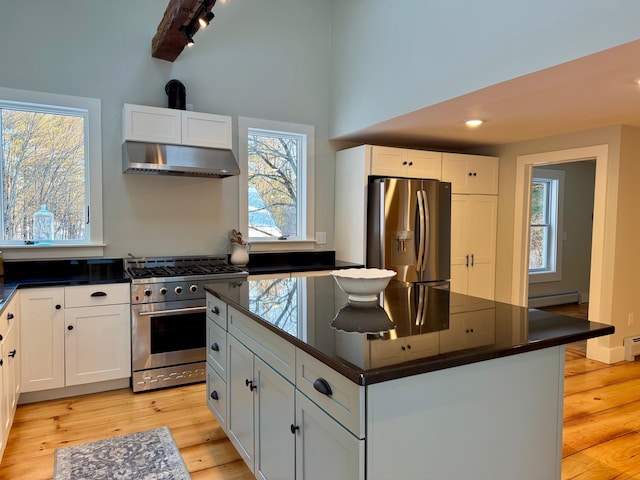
[423,189,431,271]
[416,190,426,271]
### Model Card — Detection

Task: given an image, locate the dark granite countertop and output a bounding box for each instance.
[205,275,614,386]
[0,258,128,306]
[244,251,362,275]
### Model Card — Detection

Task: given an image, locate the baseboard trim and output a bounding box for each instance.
[19,378,130,404]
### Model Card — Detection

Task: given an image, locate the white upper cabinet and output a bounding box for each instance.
[123,103,232,149]
[442,153,498,194]
[370,146,442,179]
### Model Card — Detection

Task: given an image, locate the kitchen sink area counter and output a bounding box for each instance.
[205,274,614,480]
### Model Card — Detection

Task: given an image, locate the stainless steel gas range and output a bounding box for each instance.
[125,255,248,392]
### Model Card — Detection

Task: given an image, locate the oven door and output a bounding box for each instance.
[132,299,206,371]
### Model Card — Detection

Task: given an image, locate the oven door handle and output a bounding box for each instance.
[137,306,207,317]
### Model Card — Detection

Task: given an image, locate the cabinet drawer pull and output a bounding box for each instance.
[8,349,16,358]
[7,312,14,320]
[90,291,107,297]
[290,424,300,434]
[210,390,219,400]
[211,306,220,315]
[313,378,333,396]
[210,342,220,352]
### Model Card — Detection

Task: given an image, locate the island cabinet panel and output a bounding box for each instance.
[296,349,365,439]
[228,306,296,383]
[206,317,227,378]
[295,390,365,480]
[227,333,296,478]
[366,346,565,480]
[0,293,20,463]
[254,357,295,480]
[206,364,227,431]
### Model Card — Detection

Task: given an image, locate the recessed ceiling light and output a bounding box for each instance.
[465,119,483,128]
[634,78,640,86]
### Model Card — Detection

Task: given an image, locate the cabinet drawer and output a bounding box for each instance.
[207,317,227,378]
[206,364,227,432]
[64,284,130,308]
[296,349,365,438]
[206,294,228,329]
[228,307,296,383]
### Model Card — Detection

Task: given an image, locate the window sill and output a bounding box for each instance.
[529,271,561,284]
[1,243,106,260]
[247,239,318,253]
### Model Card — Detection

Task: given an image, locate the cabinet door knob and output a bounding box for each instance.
[67,325,74,331]
[55,304,62,310]
[313,378,333,396]
[408,161,413,166]
[290,424,300,434]
[7,312,14,320]
[0,334,3,342]
[211,306,220,315]
[210,343,220,352]
[210,390,219,401]
[245,379,257,391]
[90,291,107,297]
[8,349,16,358]
[402,161,408,165]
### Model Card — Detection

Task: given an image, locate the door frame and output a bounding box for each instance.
[511,145,615,361]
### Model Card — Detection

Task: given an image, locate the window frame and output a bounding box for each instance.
[238,116,315,252]
[529,168,564,283]
[0,87,103,259]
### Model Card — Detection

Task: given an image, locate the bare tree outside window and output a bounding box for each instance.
[249,277,299,336]
[247,130,300,238]
[1,107,86,243]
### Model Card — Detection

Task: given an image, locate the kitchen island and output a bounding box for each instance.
[205,275,613,480]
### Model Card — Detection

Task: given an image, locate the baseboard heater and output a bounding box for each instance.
[528,290,580,308]
[624,336,640,362]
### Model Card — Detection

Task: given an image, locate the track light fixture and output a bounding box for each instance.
[180,0,217,47]
[180,25,195,47]
[199,11,215,28]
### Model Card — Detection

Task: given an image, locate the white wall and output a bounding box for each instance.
[0,0,333,258]
[329,0,640,139]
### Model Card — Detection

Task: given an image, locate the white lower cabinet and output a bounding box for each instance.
[227,334,295,479]
[21,284,131,393]
[294,390,364,480]
[0,293,20,462]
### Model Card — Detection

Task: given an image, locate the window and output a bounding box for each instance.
[0,87,103,257]
[238,117,314,248]
[529,168,564,282]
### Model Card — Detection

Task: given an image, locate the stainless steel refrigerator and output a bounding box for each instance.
[367,178,451,283]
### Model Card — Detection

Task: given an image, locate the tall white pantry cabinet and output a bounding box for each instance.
[335,145,499,300]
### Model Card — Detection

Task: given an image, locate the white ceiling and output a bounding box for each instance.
[333,39,640,151]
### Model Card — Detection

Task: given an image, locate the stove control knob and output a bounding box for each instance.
[189,284,198,294]
[175,286,183,295]
[144,289,152,297]
[159,287,168,296]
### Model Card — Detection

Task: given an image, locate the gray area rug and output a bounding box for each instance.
[53,426,191,480]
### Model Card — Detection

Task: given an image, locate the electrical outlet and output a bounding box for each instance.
[629,313,635,326]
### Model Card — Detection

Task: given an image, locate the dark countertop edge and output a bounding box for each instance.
[206,284,615,387]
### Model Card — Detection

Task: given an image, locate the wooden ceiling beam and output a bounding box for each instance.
[152,0,211,62]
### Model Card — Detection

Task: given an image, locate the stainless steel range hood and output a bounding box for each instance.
[122,141,240,178]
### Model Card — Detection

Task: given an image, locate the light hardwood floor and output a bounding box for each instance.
[1,325,637,478]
